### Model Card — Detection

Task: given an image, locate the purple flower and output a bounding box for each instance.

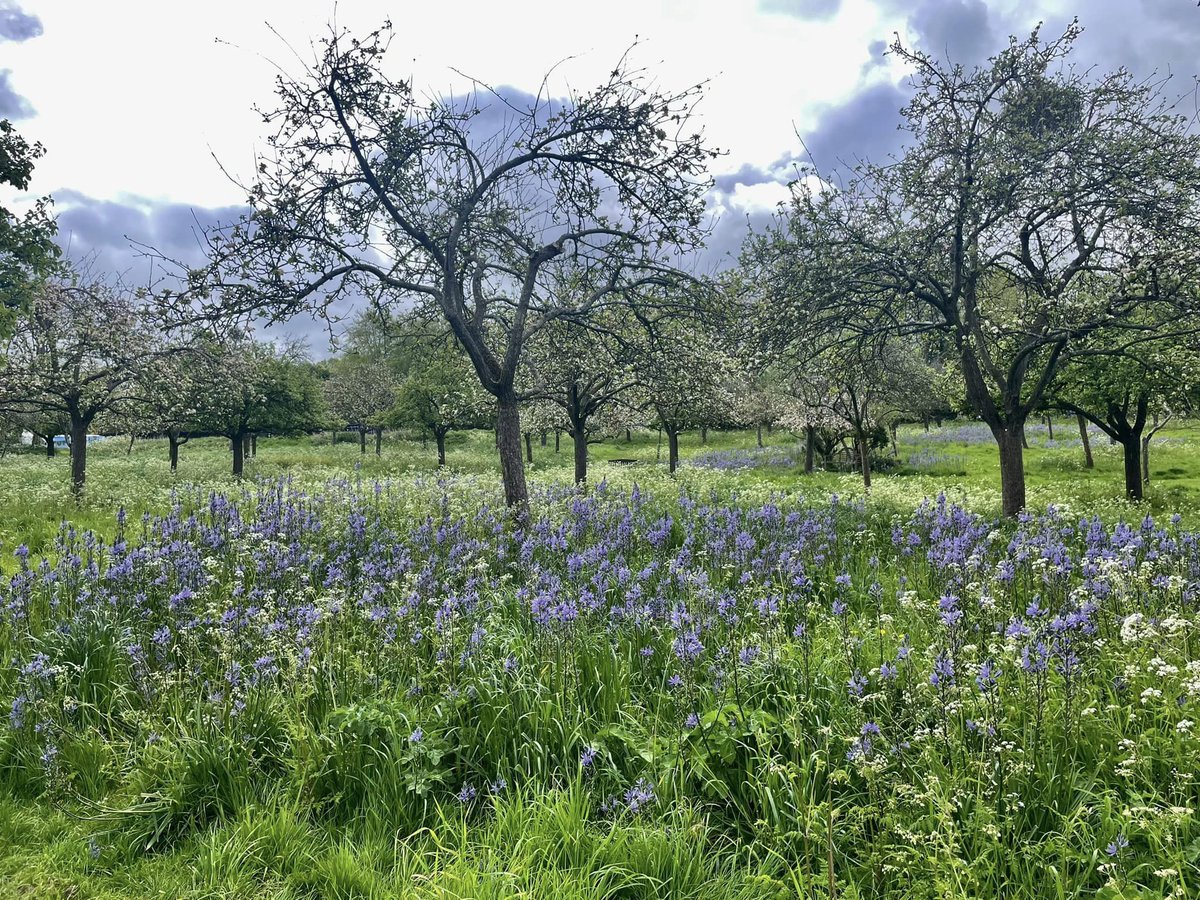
[456,783,477,804]
[672,631,704,663]
[1105,833,1129,857]
[624,778,656,813]
[409,727,424,744]
[930,653,955,687]
[581,746,597,768]
[975,660,999,692]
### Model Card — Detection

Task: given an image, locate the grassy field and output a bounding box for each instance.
[0,420,1198,898]
[3,417,1198,556]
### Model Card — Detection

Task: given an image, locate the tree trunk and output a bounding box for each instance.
[495,394,529,509]
[435,428,447,467]
[625,428,632,443]
[70,417,89,499]
[572,427,588,484]
[1141,435,1151,487]
[1045,415,1054,441]
[375,428,382,456]
[1122,437,1143,501]
[804,425,815,474]
[700,426,708,445]
[994,426,1027,518]
[127,434,135,455]
[756,424,763,448]
[1020,427,1029,450]
[554,430,561,453]
[359,427,367,454]
[524,431,534,464]
[242,433,252,461]
[656,428,662,460]
[856,433,872,490]
[232,431,246,478]
[540,430,547,447]
[167,428,186,473]
[45,435,55,458]
[889,423,898,458]
[1077,414,1093,469]
[250,434,257,457]
[666,427,680,474]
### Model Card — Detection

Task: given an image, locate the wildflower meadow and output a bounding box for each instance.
[1,430,1198,898]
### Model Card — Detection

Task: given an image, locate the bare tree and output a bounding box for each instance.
[171,23,716,511]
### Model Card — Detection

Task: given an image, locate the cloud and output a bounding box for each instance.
[0,1,41,42]
[800,80,910,173]
[758,0,841,19]
[51,190,247,288]
[0,69,33,118]
[789,0,1200,179]
[906,0,993,64]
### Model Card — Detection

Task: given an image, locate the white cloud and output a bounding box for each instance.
[5,0,889,204]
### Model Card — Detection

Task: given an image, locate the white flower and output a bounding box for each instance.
[1177,720,1194,734]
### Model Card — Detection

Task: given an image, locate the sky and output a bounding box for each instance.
[3,0,1199,350]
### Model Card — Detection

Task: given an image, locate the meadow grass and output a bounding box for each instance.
[0,420,1198,898]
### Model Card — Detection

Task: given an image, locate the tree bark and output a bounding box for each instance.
[700,426,708,445]
[524,431,533,464]
[625,428,632,443]
[1076,414,1093,469]
[889,423,898,458]
[495,394,529,509]
[1045,415,1054,441]
[1122,437,1143,501]
[242,433,252,461]
[127,434,135,455]
[756,424,763,448]
[359,427,367,454]
[167,428,188,473]
[1020,427,1029,450]
[994,426,1027,518]
[1141,435,1151,487]
[554,430,561,453]
[250,434,257,457]
[232,431,246,478]
[70,416,89,499]
[435,428,447,467]
[804,425,815,474]
[572,427,588,484]
[540,430,547,447]
[42,434,55,458]
[666,426,680,474]
[375,428,382,456]
[856,432,872,489]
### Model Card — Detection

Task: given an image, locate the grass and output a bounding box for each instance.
[2,416,1197,558]
[1,419,1198,898]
